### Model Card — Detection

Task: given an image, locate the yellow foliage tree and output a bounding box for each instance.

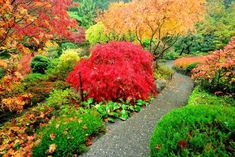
[98,0,205,60]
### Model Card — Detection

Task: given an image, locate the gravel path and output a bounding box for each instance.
[81,61,194,157]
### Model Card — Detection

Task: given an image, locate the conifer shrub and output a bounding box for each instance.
[30,55,51,74]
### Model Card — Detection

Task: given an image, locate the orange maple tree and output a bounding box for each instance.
[0,0,82,54]
[98,0,205,60]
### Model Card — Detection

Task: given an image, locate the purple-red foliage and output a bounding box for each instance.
[67,42,157,102]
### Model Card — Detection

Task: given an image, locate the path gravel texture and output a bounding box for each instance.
[81,61,194,157]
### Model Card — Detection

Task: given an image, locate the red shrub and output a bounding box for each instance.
[68,27,86,43]
[192,37,235,95]
[17,54,33,76]
[67,42,157,102]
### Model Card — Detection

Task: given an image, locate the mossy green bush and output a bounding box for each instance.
[188,86,235,107]
[30,55,51,74]
[32,110,104,157]
[22,73,48,85]
[154,64,174,80]
[150,105,235,157]
[46,89,80,108]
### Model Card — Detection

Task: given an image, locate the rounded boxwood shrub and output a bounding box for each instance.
[32,110,104,157]
[150,105,235,157]
[67,41,157,102]
[30,55,51,74]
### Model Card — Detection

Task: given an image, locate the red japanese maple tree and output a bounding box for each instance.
[67,42,157,102]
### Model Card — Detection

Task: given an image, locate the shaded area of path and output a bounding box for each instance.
[82,61,194,157]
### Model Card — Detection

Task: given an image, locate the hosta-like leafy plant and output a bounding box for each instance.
[192,37,235,95]
[67,42,157,102]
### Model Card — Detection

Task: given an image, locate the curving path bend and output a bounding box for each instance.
[81,61,194,157]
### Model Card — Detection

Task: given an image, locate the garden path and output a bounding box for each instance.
[81,61,194,157]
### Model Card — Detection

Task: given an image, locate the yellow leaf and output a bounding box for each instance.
[47,144,57,154]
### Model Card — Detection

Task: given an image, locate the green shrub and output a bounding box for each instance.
[154,64,174,80]
[21,74,70,104]
[185,62,199,73]
[0,67,5,79]
[150,105,235,157]
[47,49,80,80]
[163,52,180,60]
[86,22,108,45]
[32,110,104,157]
[188,86,235,107]
[22,73,48,85]
[46,89,80,108]
[30,55,51,74]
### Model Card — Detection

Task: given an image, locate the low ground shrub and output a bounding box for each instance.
[173,56,207,71]
[32,110,104,157]
[23,73,48,85]
[22,73,70,102]
[25,80,70,104]
[192,38,235,96]
[30,55,51,74]
[0,88,85,156]
[67,42,157,102]
[46,89,80,108]
[0,104,58,156]
[94,98,153,122]
[150,105,235,157]
[1,93,32,112]
[188,86,235,107]
[154,64,174,80]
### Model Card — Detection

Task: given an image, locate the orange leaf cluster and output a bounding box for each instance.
[1,94,32,112]
[0,60,7,68]
[98,0,205,41]
[0,105,55,156]
[174,56,207,70]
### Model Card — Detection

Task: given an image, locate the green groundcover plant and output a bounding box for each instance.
[150,105,235,157]
[32,109,104,157]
